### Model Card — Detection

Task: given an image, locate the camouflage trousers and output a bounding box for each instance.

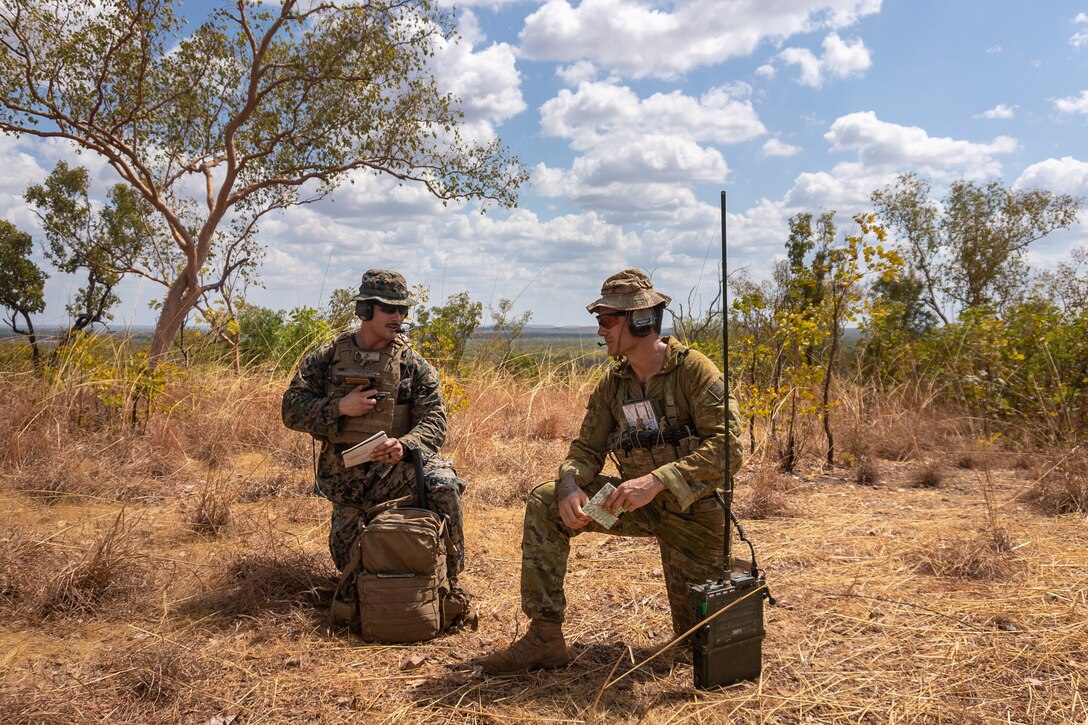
[325,455,466,577]
[521,476,725,636]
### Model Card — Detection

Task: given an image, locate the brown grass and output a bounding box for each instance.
[854,456,881,486]
[1019,448,1088,515]
[911,460,944,489]
[734,466,799,519]
[37,511,150,618]
[0,363,1086,723]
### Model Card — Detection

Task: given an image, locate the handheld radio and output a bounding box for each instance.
[688,191,774,689]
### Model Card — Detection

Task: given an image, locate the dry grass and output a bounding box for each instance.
[1019,449,1088,515]
[854,456,881,486]
[734,466,799,519]
[1,364,1086,723]
[911,460,944,489]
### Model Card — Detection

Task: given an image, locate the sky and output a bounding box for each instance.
[3,0,1088,330]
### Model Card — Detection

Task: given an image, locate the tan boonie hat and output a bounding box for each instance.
[353,269,416,306]
[586,268,672,313]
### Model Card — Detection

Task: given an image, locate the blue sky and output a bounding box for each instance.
[2,0,1088,329]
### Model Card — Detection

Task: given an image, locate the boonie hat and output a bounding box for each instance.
[586,268,671,313]
[353,269,416,306]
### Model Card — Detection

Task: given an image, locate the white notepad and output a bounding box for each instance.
[341,431,387,468]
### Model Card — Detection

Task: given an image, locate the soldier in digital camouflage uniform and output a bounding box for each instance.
[480,268,743,675]
[281,270,469,598]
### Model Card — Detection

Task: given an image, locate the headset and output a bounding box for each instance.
[355,299,375,320]
[627,305,661,337]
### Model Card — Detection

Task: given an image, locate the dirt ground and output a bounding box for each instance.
[2,442,1085,724]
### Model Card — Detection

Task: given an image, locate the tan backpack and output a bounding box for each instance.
[331,454,473,642]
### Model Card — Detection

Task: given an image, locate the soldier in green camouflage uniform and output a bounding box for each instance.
[481,269,743,676]
[281,270,467,581]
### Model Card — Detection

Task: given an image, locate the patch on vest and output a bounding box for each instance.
[707,376,726,403]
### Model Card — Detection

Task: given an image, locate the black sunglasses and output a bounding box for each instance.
[375,302,409,316]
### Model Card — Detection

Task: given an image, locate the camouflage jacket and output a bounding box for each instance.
[558,336,743,512]
[281,332,449,505]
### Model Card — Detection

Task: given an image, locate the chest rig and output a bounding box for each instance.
[607,350,703,480]
[326,334,412,444]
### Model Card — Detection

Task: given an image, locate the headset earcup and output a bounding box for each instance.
[355,300,373,320]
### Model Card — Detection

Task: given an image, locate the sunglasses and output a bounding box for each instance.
[375,302,409,316]
[595,311,626,329]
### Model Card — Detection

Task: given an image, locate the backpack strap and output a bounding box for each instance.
[410,446,428,509]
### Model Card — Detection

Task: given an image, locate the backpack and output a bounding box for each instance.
[330,451,474,642]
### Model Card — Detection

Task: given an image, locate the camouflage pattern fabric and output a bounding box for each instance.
[282,334,465,576]
[520,476,726,635]
[559,337,743,511]
[518,338,743,636]
[327,454,465,573]
[353,269,416,305]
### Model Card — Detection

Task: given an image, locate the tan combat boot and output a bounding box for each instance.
[479,620,569,675]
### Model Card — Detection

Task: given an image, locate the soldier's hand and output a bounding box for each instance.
[369,437,404,464]
[557,479,592,530]
[338,385,379,417]
[605,473,665,516]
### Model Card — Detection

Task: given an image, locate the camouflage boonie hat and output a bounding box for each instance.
[353,269,416,306]
[586,268,671,312]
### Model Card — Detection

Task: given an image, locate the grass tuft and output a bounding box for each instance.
[911,461,944,489]
[37,511,148,618]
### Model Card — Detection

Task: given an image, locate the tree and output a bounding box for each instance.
[25,161,152,352]
[872,173,1081,319]
[412,290,483,371]
[487,298,532,371]
[871,173,947,324]
[323,288,359,335]
[942,180,1080,311]
[0,219,47,365]
[1,0,525,364]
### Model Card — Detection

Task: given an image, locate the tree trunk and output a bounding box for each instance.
[19,311,42,370]
[148,272,203,365]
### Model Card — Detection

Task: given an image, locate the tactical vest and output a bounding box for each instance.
[609,348,704,480]
[326,334,412,444]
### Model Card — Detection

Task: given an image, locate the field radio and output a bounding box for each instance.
[688,191,774,690]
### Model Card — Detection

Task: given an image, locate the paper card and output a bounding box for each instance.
[342,431,388,468]
[621,398,661,432]
[582,482,620,529]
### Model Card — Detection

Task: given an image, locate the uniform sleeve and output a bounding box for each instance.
[557,373,615,486]
[651,358,744,511]
[281,343,343,440]
[398,349,448,457]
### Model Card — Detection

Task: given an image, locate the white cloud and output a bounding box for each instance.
[434,37,526,137]
[1055,89,1088,114]
[825,111,1017,178]
[1073,12,1088,48]
[975,104,1017,120]
[762,138,802,157]
[534,81,762,217]
[778,33,871,87]
[540,81,765,149]
[755,63,776,78]
[556,60,599,87]
[518,0,882,79]
[1014,156,1088,196]
[532,135,725,220]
